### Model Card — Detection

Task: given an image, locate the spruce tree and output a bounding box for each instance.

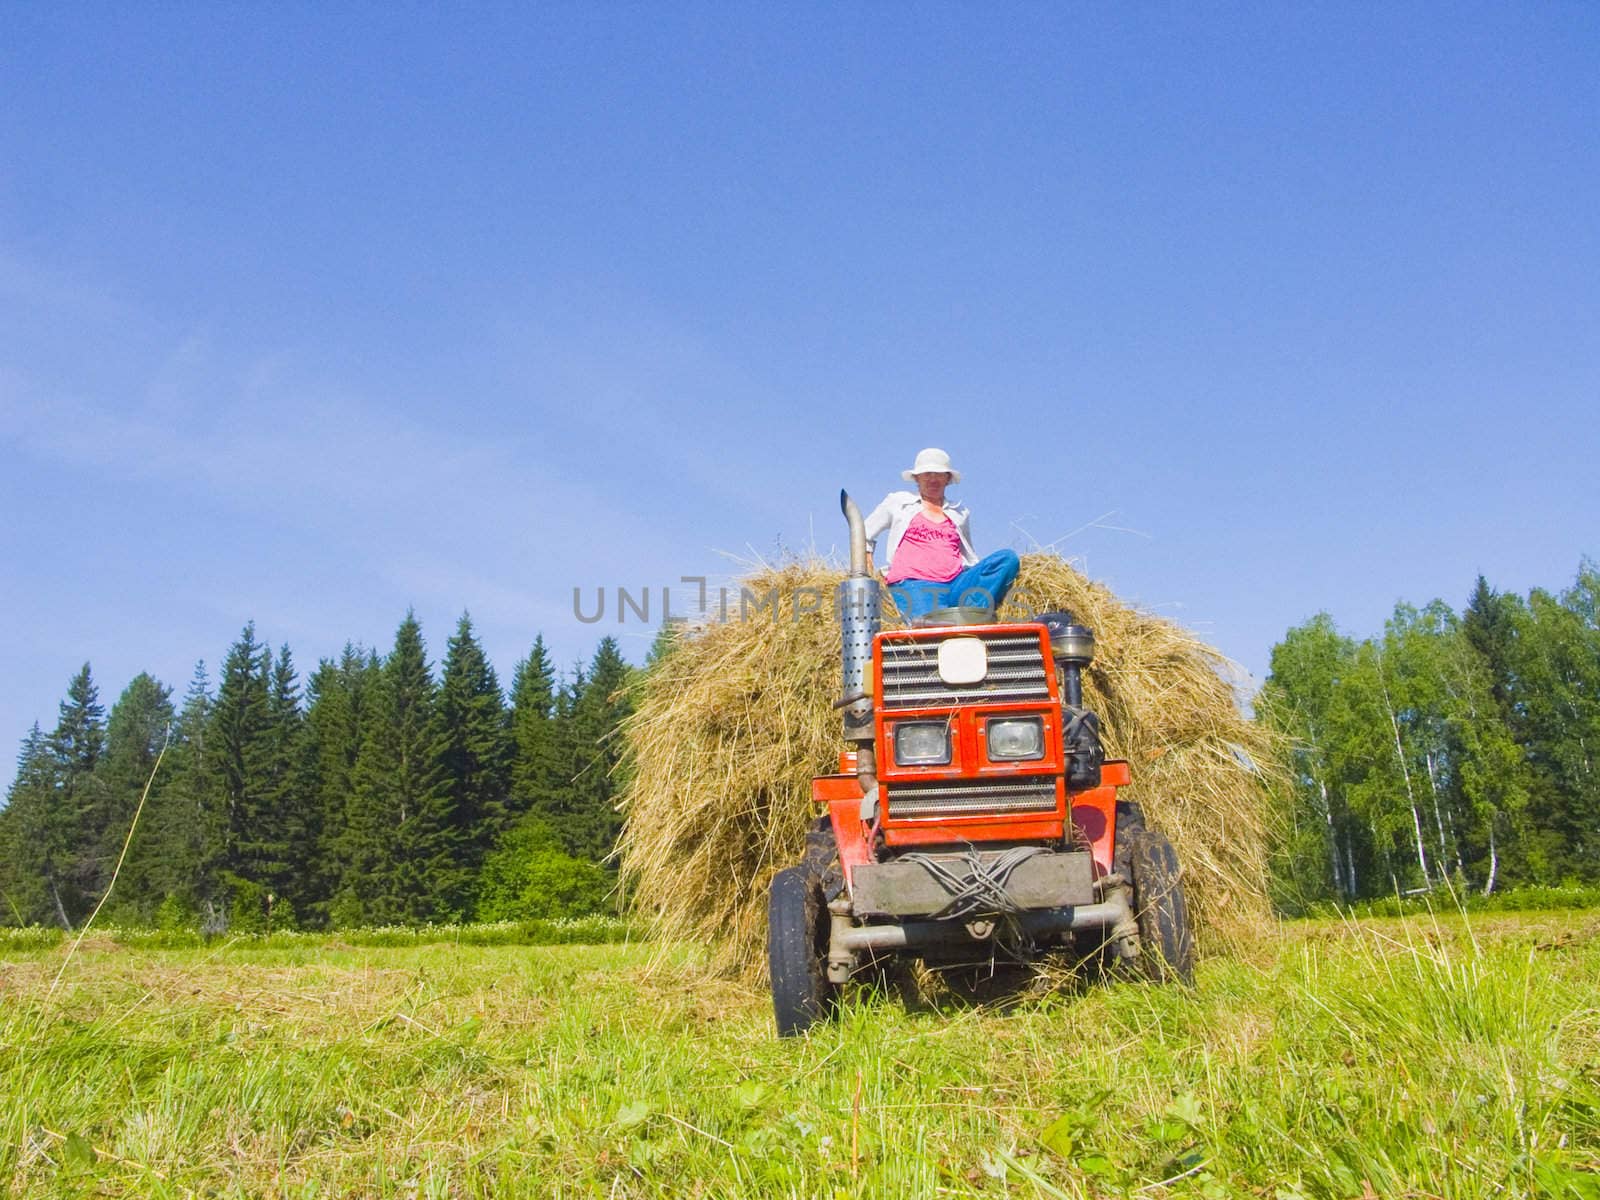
[0,732,25,923]
[162,662,226,922]
[211,624,279,922]
[529,662,585,857]
[339,614,456,924]
[1,725,58,926]
[51,663,107,917]
[508,636,560,822]
[95,673,175,919]
[0,666,108,929]
[1463,576,1523,730]
[300,645,378,925]
[52,664,107,774]
[562,638,635,863]
[436,614,511,879]
[262,644,308,918]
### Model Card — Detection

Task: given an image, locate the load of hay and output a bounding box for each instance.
[618,553,1282,979]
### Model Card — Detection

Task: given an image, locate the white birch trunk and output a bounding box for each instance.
[49,876,72,931]
[1483,813,1499,896]
[1319,779,1342,896]
[1425,751,1451,876]
[1378,658,1430,888]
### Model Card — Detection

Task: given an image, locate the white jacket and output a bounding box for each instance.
[863,491,979,571]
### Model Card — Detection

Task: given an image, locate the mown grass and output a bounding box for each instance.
[1298,883,1600,921]
[0,914,641,954]
[2,909,1597,1197]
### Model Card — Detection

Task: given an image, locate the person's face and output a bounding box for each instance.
[915,472,952,504]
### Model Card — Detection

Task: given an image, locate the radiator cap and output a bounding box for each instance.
[937,636,988,685]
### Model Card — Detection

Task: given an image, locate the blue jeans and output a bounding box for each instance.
[888,550,1021,621]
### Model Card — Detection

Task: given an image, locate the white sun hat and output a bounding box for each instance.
[901,447,961,483]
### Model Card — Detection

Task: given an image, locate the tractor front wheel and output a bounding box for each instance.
[1124,829,1196,985]
[768,866,836,1036]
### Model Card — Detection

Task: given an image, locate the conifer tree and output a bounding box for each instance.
[161,662,226,921]
[436,614,511,877]
[55,662,108,915]
[0,724,58,926]
[52,663,107,917]
[1463,577,1523,730]
[338,614,456,924]
[562,638,635,863]
[645,620,683,668]
[0,733,25,923]
[262,644,308,917]
[300,645,378,925]
[0,782,14,924]
[529,662,585,857]
[95,674,175,919]
[509,636,560,821]
[211,624,280,922]
[52,664,107,776]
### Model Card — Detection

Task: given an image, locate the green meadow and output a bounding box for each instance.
[3,910,1597,1198]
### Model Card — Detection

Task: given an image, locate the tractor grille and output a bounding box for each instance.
[886,777,1060,821]
[878,631,1052,709]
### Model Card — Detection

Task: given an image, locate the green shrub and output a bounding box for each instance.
[328,888,365,930]
[476,816,614,921]
[224,878,297,935]
[154,893,196,932]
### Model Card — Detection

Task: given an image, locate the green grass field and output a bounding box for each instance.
[3,910,1597,1198]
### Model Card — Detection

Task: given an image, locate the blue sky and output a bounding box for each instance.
[2,4,1596,769]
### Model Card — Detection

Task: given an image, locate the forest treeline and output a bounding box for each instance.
[0,614,635,931]
[1259,560,1600,910]
[4,558,1597,931]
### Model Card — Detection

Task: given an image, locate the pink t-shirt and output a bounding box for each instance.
[885,512,963,584]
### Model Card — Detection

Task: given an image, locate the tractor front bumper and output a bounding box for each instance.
[826,854,1139,982]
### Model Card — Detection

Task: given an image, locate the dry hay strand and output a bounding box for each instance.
[618,554,1285,979]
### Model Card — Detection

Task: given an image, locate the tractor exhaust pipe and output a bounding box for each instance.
[837,490,879,745]
[842,489,869,578]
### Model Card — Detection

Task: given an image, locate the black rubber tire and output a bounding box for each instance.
[768,866,836,1036]
[1114,799,1146,849]
[1124,828,1196,985]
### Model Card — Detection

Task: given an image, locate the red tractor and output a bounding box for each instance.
[767,493,1194,1035]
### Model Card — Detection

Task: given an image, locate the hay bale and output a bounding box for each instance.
[618,554,1282,978]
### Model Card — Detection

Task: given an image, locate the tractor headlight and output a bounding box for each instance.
[892,721,952,766]
[986,717,1045,761]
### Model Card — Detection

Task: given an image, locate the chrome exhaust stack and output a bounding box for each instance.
[837,491,881,824]
[837,490,880,744]
[843,488,870,578]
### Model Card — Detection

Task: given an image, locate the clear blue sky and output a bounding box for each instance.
[3,5,1596,773]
